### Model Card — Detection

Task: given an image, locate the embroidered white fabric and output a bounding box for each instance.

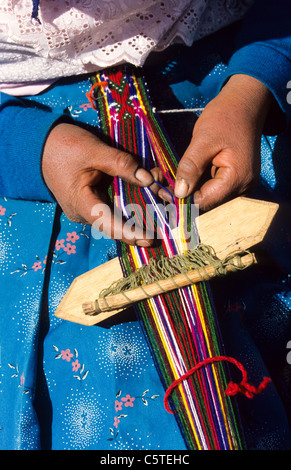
[0,0,253,92]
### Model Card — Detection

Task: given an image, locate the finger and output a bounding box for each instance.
[193,166,239,211]
[148,167,174,202]
[93,141,154,187]
[149,167,166,196]
[174,135,219,199]
[78,186,154,247]
[158,186,174,203]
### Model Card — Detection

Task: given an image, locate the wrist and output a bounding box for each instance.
[221,74,274,130]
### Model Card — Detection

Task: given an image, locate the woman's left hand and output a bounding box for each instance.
[174,74,274,211]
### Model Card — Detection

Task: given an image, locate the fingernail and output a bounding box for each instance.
[135,168,154,186]
[175,178,189,198]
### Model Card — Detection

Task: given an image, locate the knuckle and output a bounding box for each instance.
[62,184,84,223]
[115,151,136,174]
[178,156,201,177]
[65,211,86,224]
[150,166,163,181]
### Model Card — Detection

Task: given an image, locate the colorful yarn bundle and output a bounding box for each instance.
[87,67,246,450]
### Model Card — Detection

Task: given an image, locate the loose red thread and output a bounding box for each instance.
[164,355,271,414]
[86,81,108,109]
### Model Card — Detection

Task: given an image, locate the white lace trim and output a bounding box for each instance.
[0,0,253,90]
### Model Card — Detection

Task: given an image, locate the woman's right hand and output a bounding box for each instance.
[42,122,163,246]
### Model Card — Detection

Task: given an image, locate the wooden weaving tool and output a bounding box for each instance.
[55,196,278,326]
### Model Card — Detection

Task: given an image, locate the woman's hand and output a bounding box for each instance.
[174,74,274,211]
[42,123,164,246]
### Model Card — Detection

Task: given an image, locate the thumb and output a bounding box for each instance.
[174,135,218,199]
[94,141,154,187]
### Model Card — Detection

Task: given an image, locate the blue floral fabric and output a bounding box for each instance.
[0,195,186,451]
[1,30,291,450]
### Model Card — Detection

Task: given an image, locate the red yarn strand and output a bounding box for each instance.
[164,355,271,414]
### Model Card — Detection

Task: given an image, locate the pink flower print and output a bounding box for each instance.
[0,205,6,215]
[66,231,80,243]
[43,255,47,265]
[55,239,65,251]
[72,359,81,371]
[113,416,120,428]
[32,261,42,271]
[61,349,73,362]
[115,400,123,412]
[79,103,92,111]
[121,394,135,407]
[63,243,76,255]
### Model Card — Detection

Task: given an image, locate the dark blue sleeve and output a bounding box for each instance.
[221,0,291,125]
[0,93,65,201]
